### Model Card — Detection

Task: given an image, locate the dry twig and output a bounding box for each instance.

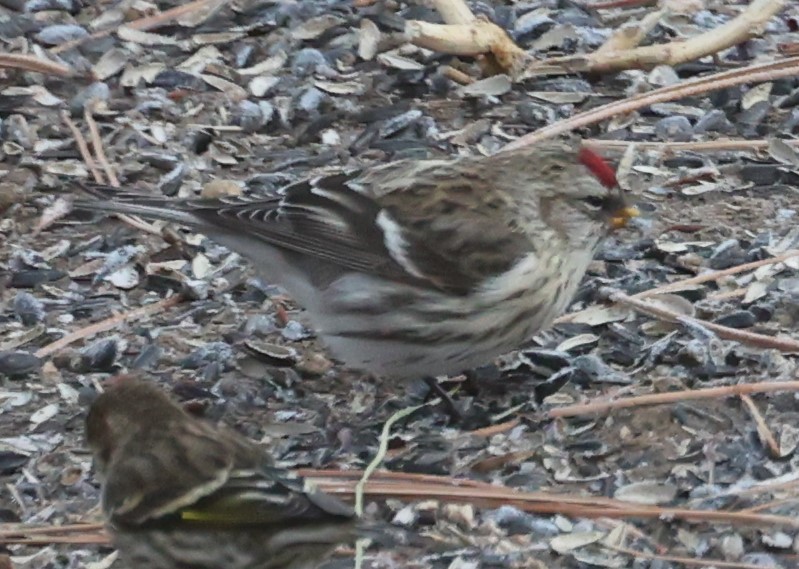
[505,56,799,148]
[84,102,119,187]
[557,250,799,326]
[582,137,799,156]
[405,19,527,74]
[0,53,77,78]
[605,543,780,569]
[60,111,103,183]
[404,0,786,81]
[355,403,428,516]
[406,0,527,76]
[523,0,787,77]
[548,380,799,418]
[61,112,161,235]
[631,250,799,298]
[6,466,799,547]
[603,288,799,352]
[740,394,781,458]
[595,8,665,54]
[34,294,184,359]
[50,0,226,54]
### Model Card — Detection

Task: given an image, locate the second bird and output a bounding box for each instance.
[72,140,637,384]
[86,377,359,569]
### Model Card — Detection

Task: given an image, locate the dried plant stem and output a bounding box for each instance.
[63,109,160,235]
[600,519,667,553]
[596,8,665,54]
[354,403,428,516]
[740,394,781,458]
[741,496,799,513]
[407,0,527,75]
[303,469,793,517]
[634,250,799,298]
[0,53,76,77]
[0,522,108,546]
[557,250,799,325]
[466,418,521,438]
[0,523,104,537]
[61,111,104,183]
[582,137,799,155]
[604,288,799,352]
[7,465,799,547]
[704,471,799,504]
[50,0,224,54]
[528,0,787,75]
[438,65,475,85]
[0,535,109,546]
[85,103,119,186]
[406,19,519,56]
[407,0,786,81]
[34,294,184,358]
[312,482,799,528]
[405,20,527,73]
[505,55,799,148]
[605,543,776,569]
[548,380,799,418]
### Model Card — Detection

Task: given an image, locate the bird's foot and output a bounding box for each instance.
[422,376,463,423]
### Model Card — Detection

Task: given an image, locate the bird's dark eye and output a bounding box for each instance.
[582,196,605,209]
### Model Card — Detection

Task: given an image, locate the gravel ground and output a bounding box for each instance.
[2,0,799,568]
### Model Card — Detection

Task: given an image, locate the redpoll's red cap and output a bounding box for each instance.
[579,147,638,229]
[578,147,617,188]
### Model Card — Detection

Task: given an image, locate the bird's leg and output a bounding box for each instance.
[422,376,462,422]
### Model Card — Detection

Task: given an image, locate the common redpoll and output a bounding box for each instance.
[73,140,636,384]
[86,376,358,569]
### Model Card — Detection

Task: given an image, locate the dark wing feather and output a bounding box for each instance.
[180,465,354,527]
[202,175,398,276]
[75,177,414,282]
[75,161,532,295]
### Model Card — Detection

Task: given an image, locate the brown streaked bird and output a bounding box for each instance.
[73,140,637,399]
[86,377,358,569]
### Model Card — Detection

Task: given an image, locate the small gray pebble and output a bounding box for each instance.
[655,115,693,142]
[79,338,118,372]
[13,291,45,326]
[26,0,79,10]
[35,23,87,45]
[714,310,756,329]
[709,239,745,270]
[0,351,42,377]
[296,87,325,114]
[181,279,210,301]
[782,108,799,132]
[694,109,735,134]
[516,102,556,127]
[181,342,235,370]
[236,100,266,133]
[281,320,313,341]
[70,82,110,115]
[291,48,326,77]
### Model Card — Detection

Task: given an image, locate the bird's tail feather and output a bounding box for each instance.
[71,181,201,227]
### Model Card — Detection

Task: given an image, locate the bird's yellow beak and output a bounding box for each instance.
[610,206,639,230]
